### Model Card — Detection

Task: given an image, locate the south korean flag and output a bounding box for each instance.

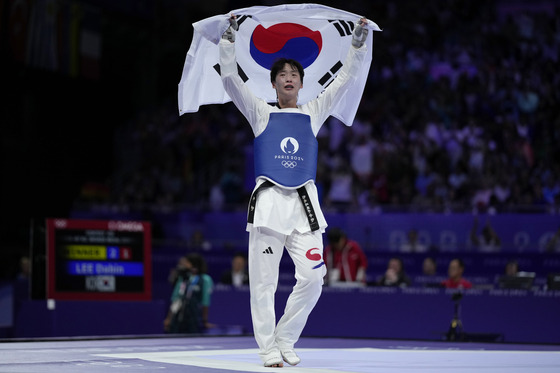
[178,4,381,126]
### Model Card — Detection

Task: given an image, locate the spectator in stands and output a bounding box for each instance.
[504,260,519,276]
[220,252,249,287]
[422,257,437,276]
[400,229,428,253]
[441,258,472,289]
[470,217,501,253]
[350,133,375,187]
[325,157,356,211]
[187,230,212,251]
[417,256,443,288]
[164,253,214,334]
[324,227,368,286]
[498,259,537,290]
[377,257,411,288]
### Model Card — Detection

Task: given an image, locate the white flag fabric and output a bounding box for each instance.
[178,4,381,126]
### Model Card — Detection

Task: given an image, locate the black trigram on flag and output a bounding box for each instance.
[212,15,252,83]
[318,61,343,88]
[236,14,252,27]
[213,63,249,83]
[329,19,354,37]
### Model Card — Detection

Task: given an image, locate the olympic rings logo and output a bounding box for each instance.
[282,160,297,168]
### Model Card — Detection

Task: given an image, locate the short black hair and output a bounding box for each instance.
[327,227,346,244]
[424,256,437,267]
[452,258,465,269]
[232,252,246,260]
[270,58,304,83]
[186,253,207,274]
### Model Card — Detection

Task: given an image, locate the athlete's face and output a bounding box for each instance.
[272,63,303,99]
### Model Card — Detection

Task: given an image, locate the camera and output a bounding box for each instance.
[177,267,192,279]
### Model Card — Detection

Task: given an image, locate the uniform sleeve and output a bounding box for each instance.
[304,44,368,134]
[350,240,368,269]
[201,274,214,307]
[219,40,269,136]
[170,279,181,302]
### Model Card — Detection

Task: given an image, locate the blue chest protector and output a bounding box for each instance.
[254,112,318,188]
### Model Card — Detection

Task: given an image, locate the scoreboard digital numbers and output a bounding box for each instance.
[46,219,152,301]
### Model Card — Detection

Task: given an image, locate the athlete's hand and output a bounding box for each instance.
[351,17,369,48]
[222,14,238,43]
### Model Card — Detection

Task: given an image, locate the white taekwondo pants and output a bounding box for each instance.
[248,226,326,362]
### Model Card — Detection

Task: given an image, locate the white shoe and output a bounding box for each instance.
[264,356,284,368]
[281,349,301,366]
[263,354,283,368]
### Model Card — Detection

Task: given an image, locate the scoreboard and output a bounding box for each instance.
[46,219,152,301]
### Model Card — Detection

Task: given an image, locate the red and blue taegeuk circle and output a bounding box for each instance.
[250,23,323,70]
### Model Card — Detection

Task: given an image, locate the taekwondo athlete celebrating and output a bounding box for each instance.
[219,13,374,368]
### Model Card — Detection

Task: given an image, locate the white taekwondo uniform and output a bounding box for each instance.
[219,38,367,363]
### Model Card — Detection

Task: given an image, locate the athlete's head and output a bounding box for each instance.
[270,58,303,108]
[270,59,304,107]
[270,58,304,84]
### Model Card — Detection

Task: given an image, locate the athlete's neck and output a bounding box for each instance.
[277,97,298,109]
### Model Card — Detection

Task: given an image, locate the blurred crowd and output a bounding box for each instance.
[75,0,560,215]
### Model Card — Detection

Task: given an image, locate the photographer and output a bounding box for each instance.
[164,253,214,333]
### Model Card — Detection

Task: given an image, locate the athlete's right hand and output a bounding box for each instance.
[222,14,238,43]
[351,17,368,48]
